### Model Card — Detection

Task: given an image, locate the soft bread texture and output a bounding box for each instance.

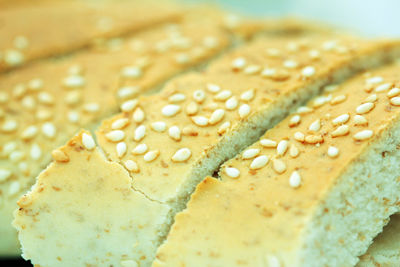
[13,34,400,266]
[357,214,400,267]
[154,63,400,266]
[0,0,181,71]
[0,17,231,256]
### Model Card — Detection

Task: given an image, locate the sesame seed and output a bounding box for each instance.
[144,150,159,162]
[0,169,12,182]
[116,142,127,158]
[287,42,299,52]
[21,96,36,110]
[133,108,145,123]
[354,115,368,126]
[121,99,139,112]
[83,103,100,113]
[301,66,315,77]
[277,140,289,156]
[21,125,38,140]
[364,94,378,103]
[117,86,139,99]
[209,109,225,125]
[261,68,276,78]
[175,53,190,64]
[289,171,301,188]
[388,88,400,98]
[312,95,331,108]
[353,130,373,141]
[266,255,281,267]
[240,89,255,101]
[82,133,95,150]
[272,159,286,174]
[120,260,138,267]
[28,78,43,90]
[327,146,339,158]
[132,144,148,155]
[331,125,349,137]
[42,122,56,138]
[239,104,251,119]
[52,149,69,162]
[63,75,85,88]
[68,64,83,75]
[105,130,125,142]
[258,139,276,149]
[322,40,337,51]
[4,49,24,66]
[289,144,299,158]
[231,57,246,70]
[124,160,139,173]
[332,113,350,125]
[214,90,232,101]
[2,120,18,132]
[308,119,321,132]
[134,125,146,141]
[309,49,320,59]
[185,101,199,116]
[191,116,209,126]
[242,148,260,159]
[244,65,261,75]
[366,76,383,84]
[36,109,53,121]
[289,115,301,127]
[356,102,375,114]
[162,104,181,117]
[218,121,231,135]
[8,181,21,196]
[206,83,221,93]
[3,142,17,155]
[225,167,240,178]
[283,59,298,69]
[266,48,281,57]
[305,135,324,144]
[65,91,81,105]
[38,92,54,105]
[111,118,130,130]
[121,66,142,78]
[169,93,186,103]
[0,92,9,103]
[19,162,28,172]
[250,155,269,170]
[151,121,166,132]
[168,126,181,141]
[330,94,347,105]
[9,151,24,162]
[297,106,313,114]
[294,131,305,142]
[14,35,29,49]
[375,83,392,92]
[203,36,218,48]
[172,148,192,162]
[390,97,400,106]
[225,96,238,110]
[30,143,42,160]
[193,90,206,103]
[67,111,80,123]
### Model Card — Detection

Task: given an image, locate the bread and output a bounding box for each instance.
[13,34,400,266]
[0,0,180,71]
[154,62,400,266]
[0,16,231,256]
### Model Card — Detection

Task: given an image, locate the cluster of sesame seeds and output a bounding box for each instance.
[1,35,28,67]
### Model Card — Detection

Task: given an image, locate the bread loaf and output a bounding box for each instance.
[13,35,400,266]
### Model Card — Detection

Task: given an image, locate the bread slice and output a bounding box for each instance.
[13,35,400,266]
[0,19,231,256]
[0,0,181,71]
[154,63,400,266]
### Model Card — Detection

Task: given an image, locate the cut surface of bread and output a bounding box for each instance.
[154,63,400,267]
[12,34,400,266]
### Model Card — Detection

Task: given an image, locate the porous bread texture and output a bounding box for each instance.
[357,214,400,267]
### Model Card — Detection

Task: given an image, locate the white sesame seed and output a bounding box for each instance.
[388,88,400,98]
[82,133,95,150]
[390,97,400,106]
[327,146,339,158]
[331,125,349,137]
[244,65,261,75]
[3,142,17,155]
[38,92,54,105]
[266,48,281,57]
[332,113,350,125]
[28,78,43,90]
[266,255,281,267]
[169,93,186,103]
[185,101,199,116]
[67,111,80,123]
[214,90,232,101]
[105,130,125,142]
[83,103,100,113]
[283,59,298,69]
[242,148,260,159]
[260,139,277,148]
[162,104,181,117]
[289,115,301,127]
[0,169,12,182]
[9,151,24,162]
[65,91,81,105]
[289,144,299,158]
[225,96,238,110]
[14,35,29,49]
[354,115,368,126]
[42,122,56,138]
[289,171,301,188]
[301,66,315,77]
[206,83,221,93]
[193,90,206,103]
[134,125,146,141]
[375,83,392,92]
[191,116,209,126]
[209,109,225,125]
[21,96,36,110]
[313,95,332,108]
[21,125,38,140]
[68,64,83,75]
[30,143,42,160]
[272,159,286,174]
[116,142,127,158]
[2,120,18,132]
[8,181,21,196]
[168,126,181,141]
[308,119,321,132]
[175,53,190,64]
[203,36,218,48]
[231,57,246,70]
[239,104,251,119]
[353,130,373,141]
[309,49,320,59]
[356,102,375,114]
[172,148,191,162]
[297,106,313,114]
[124,160,139,173]
[144,150,159,162]
[63,75,85,88]
[218,121,231,134]
[151,121,166,132]
[111,118,129,130]
[294,131,305,142]
[19,162,28,172]
[366,76,383,84]
[121,66,142,78]
[225,167,240,178]
[277,140,289,156]
[261,68,276,78]
[121,99,139,112]
[287,42,299,52]
[117,86,139,99]
[133,108,145,123]
[240,89,255,101]
[4,49,24,66]
[0,92,9,103]
[330,94,347,105]
[250,155,269,170]
[364,94,378,103]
